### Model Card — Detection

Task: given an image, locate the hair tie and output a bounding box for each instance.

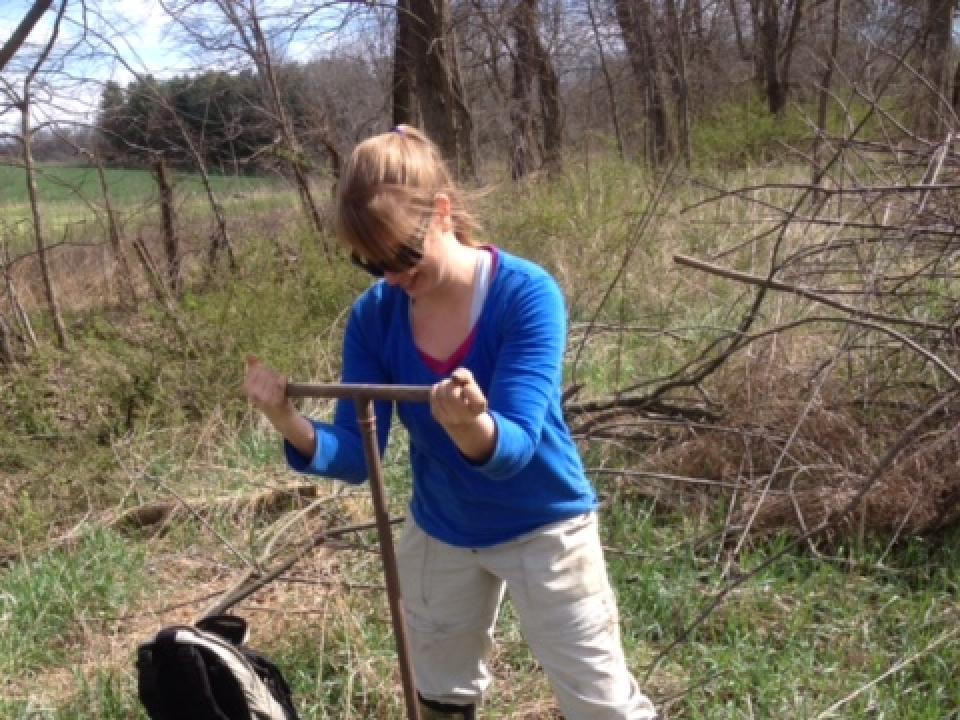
[392,125,405,136]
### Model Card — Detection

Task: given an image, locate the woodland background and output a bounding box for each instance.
[1,1,960,718]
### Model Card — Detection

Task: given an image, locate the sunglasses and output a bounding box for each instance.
[350,243,423,277]
[349,212,431,277]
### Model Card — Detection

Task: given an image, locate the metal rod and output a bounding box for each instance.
[355,397,421,720]
[287,381,430,716]
[287,382,432,403]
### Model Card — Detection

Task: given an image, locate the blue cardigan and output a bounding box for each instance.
[286,249,597,547]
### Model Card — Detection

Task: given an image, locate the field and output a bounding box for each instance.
[0,163,281,206]
[1,151,959,719]
[0,163,290,258]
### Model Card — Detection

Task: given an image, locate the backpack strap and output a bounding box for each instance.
[196,614,250,646]
[171,627,292,720]
[138,628,237,720]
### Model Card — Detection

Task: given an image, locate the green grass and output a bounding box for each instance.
[601,487,960,719]
[689,89,891,168]
[0,164,277,208]
[0,163,288,257]
[0,529,147,677]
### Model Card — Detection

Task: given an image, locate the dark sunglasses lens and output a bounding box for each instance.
[394,244,422,269]
[351,245,422,277]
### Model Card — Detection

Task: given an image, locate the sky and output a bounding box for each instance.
[0,1,192,131]
[1,0,186,77]
[0,0,356,132]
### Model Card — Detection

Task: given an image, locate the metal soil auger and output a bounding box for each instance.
[285,381,431,720]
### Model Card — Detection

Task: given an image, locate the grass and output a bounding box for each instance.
[0,163,278,208]
[0,163,290,258]
[1,133,959,718]
[0,528,147,678]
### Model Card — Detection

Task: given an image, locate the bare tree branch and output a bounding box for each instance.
[0,0,54,73]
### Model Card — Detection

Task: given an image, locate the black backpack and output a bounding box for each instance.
[136,614,301,720]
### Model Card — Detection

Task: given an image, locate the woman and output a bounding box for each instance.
[243,125,658,720]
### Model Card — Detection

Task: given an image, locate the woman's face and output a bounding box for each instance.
[349,193,455,299]
[382,210,438,297]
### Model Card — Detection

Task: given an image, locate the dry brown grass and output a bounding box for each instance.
[643,334,960,541]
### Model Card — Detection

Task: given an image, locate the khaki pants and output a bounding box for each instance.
[396,513,658,720]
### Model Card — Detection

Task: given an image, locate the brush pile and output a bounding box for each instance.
[568,133,960,543]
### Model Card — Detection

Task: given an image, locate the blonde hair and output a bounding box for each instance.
[335,125,478,262]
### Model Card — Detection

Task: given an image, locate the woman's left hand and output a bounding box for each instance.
[430,367,488,428]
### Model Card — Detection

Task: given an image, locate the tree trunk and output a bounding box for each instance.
[153,91,237,277]
[449,25,476,180]
[218,0,329,245]
[925,0,956,137]
[23,112,68,349]
[0,313,14,365]
[153,157,182,298]
[614,0,672,166]
[251,10,327,234]
[953,53,960,116]
[758,0,785,115]
[133,234,171,306]
[408,0,475,179]
[393,0,417,127]
[92,151,138,306]
[747,0,766,92]
[586,0,624,159]
[779,0,806,113]
[756,0,805,117]
[665,0,692,167]
[20,0,68,349]
[728,0,751,62]
[813,0,841,185]
[0,0,53,72]
[531,9,562,175]
[510,0,536,180]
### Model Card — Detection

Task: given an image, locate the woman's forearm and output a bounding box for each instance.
[442,411,497,464]
[267,404,317,458]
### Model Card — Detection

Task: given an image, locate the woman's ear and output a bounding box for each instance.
[433,192,454,233]
[434,192,452,219]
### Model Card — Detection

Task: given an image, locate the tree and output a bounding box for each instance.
[750,0,806,116]
[585,0,625,159]
[923,0,958,137]
[395,0,475,179]
[0,0,54,72]
[508,0,563,179]
[614,0,673,166]
[160,0,341,246]
[664,0,691,166]
[393,0,416,127]
[7,0,71,349]
[509,0,536,179]
[531,2,562,174]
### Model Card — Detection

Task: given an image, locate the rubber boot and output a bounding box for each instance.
[418,693,476,720]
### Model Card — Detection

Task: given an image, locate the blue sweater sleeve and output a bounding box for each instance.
[477,269,566,480]
[285,293,393,483]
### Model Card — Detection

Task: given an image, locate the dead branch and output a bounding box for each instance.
[673,253,949,332]
[199,516,403,620]
[0,0,54,72]
[111,483,326,533]
[0,484,329,566]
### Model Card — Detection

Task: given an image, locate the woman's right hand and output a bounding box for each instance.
[243,355,294,420]
[243,356,317,458]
